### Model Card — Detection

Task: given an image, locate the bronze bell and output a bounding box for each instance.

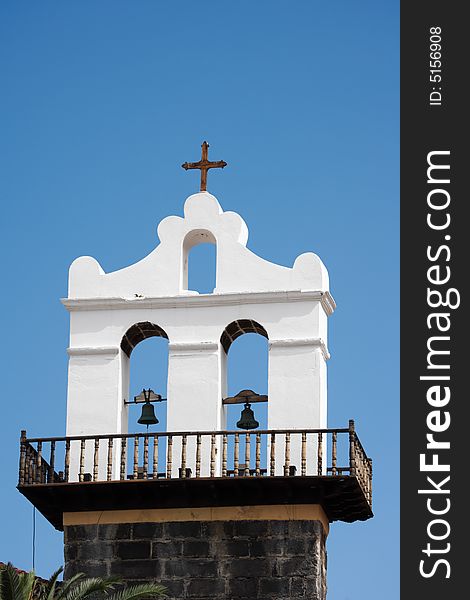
[236,402,259,430]
[138,400,158,427]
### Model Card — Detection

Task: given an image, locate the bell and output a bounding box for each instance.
[138,400,158,427]
[236,402,259,430]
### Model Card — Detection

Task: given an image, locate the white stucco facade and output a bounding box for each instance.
[63,192,335,473]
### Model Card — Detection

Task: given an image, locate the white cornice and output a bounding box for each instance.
[168,341,219,353]
[269,337,330,361]
[61,290,336,315]
[67,346,120,356]
[320,291,336,315]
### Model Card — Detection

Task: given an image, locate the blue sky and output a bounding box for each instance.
[0,2,399,598]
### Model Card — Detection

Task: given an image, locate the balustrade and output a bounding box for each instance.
[18,424,372,509]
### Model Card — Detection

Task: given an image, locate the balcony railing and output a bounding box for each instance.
[18,420,372,508]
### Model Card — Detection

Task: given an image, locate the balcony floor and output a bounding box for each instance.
[18,474,373,531]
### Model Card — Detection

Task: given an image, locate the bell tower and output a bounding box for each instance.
[18,144,372,600]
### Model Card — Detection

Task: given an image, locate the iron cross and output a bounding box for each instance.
[182,141,227,191]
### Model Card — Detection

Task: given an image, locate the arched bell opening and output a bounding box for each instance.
[121,321,168,358]
[220,319,268,355]
[182,229,217,294]
[221,320,269,475]
[119,322,170,479]
[120,322,169,434]
[127,337,169,434]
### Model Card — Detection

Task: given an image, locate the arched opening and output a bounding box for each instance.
[128,337,169,434]
[120,322,170,479]
[183,229,217,294]
[220,319,269,354]
[121,322,169,434]
[221,320,269,474]
[222,320,269,429]
[121,321,168,358]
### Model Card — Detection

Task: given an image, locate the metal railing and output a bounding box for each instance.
[18,420,372,507]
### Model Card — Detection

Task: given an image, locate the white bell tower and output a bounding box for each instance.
[18,145,372,598]
[63,191,335,476]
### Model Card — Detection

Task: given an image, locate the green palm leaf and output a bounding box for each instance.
[42,567,63,600]
[107,583,167,600]
[0,564,35,600]
[0,565,166,600]
[58,578,119,600]
[0,563,22,600]
[52,573,84,600]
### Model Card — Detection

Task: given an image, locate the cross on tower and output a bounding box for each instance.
[182,141,227,192]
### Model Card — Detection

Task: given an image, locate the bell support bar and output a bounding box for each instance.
[124,388,167,405]
[125,388,266,405]
[222,389,268,405]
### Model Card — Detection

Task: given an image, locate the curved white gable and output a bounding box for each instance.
[68,192,330,298]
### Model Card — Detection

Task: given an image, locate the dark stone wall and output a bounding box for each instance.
[64,519,327,600]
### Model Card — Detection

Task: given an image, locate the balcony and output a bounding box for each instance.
[18,421,372,530]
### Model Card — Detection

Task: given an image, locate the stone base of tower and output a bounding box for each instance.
[64,506,328,600]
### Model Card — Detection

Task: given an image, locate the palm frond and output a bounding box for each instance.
[59,577,120,600]
[0,564,46,600]
[20,572,37,600]
[107,583,167,600]
[53,573,85,600]
[0,563,28,600]
[1,565,166,600]
[43,567,63,600]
